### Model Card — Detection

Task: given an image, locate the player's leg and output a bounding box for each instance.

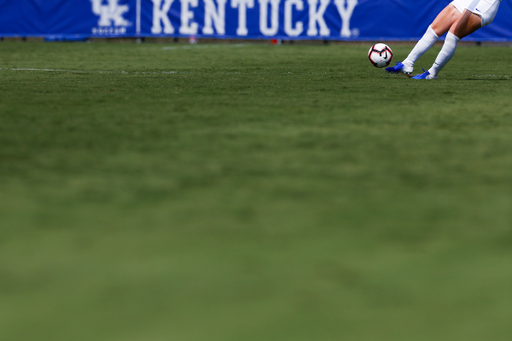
[416,0,501,79]
[386,4,461,75]
[425,10,482,78]
[404,4,462,66]
[385,25,439,75]
[430,3,466,36]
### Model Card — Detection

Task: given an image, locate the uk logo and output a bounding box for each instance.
[90,0,131,35]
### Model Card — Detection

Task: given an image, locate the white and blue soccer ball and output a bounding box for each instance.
[368,43,393,68]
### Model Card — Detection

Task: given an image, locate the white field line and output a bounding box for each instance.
[0,44,251,74]
[0,68,239,75]
[0,68,183,74]
[0,68,241,75]
[3,68,87,73]
[161,44,248,50]
[471,74,511,78]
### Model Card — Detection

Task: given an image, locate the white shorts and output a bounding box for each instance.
[450,0,501,26]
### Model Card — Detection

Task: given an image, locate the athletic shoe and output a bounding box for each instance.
[385,61,413,75]
[411,69,437,80]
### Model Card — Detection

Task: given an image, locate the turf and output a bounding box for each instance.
[1,40,512,341]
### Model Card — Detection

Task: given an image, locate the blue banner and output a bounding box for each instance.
[0,0,511,41]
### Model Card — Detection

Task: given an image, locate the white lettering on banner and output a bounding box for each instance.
[284,0,303,36]
[92,27,127,35]
[334,0,358,37]
[151,0,175,34]
[307,0,330,36]
[179,0,198,34]
[231,0,254,36]
[90,0,130,35]
[144,0,358,39]
[203,0,227,34]
[258,0,280,36]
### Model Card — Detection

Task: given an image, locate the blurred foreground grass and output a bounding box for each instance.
[1,41,512,340]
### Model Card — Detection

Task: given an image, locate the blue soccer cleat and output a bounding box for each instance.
[411,69,437,80]
[385,61,413,75]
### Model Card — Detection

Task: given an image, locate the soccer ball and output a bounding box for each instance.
[368,43,393,68]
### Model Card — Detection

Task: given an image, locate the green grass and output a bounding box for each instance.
[1,40,512,341]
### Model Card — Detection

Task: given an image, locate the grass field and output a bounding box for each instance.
[1,40,512,341]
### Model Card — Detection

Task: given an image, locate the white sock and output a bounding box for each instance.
[428,32,460,77]
[403,26,439,68]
